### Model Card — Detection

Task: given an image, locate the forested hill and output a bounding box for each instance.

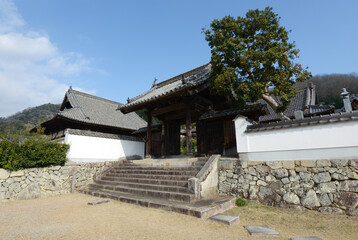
[311,73,358,108]
[0,103,60,134]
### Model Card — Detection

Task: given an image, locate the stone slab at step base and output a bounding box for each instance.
[88,199,110,205]
[209,214,239,225]
[79,188,235,219]
[244,225,279,236]
[290,237,324,240]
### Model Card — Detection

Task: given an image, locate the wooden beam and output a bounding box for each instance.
[152,103,186,116]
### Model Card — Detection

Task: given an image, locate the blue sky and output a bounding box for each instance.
[0,0,357,117]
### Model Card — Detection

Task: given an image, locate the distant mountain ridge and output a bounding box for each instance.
[0,103,60,133]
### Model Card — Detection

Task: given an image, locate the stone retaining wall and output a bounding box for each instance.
[219,158,358,216]
[0,162,115,201]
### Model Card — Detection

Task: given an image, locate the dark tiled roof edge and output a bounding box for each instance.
[118,66,210,111]
[246,111,358,133]
[132,124,162,135]
[128,63,210,103]
[67,129,144,142]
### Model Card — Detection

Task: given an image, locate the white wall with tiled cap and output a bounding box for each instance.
[65,130,145,163]
[234,116,358,161]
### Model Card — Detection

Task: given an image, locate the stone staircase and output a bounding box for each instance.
[80,157,208,203]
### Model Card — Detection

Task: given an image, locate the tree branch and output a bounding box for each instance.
[261,93,290,120]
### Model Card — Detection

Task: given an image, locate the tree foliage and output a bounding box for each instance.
[0,128,69,171]
[203,7,311,119]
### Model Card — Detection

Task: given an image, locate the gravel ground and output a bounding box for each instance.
[0,193,357,240]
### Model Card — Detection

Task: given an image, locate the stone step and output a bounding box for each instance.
[104,173,194,181]
[109,169,198,176]
[94,180,190,194]
[78,188,235,219]
[87,183,195,202]
[113,166,203,171]
[100,176,188,187]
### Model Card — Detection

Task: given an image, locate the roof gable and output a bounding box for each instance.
[55,87,146,131]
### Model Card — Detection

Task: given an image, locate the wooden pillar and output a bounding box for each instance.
[186,103,192,155]
[146,110,152,158]
[161,121,166,157]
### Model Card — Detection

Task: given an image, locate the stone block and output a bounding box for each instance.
[282,178,290,184]
[249,186,259,200]
[348,159,358,168]
[295,167,307,172]
[301,190,320,208]
[256,165,270,174]
[259,186,281,203]
[346,208,358,216]
[244,225,279,236]
[316,159,331,167]
[283,192,300,205]
[266,161,282,169]
[273,169,288,178]
[339,180,358,192]
[331,173,349,180]
[334,192,358,208]
[0,169,10,179]
[318,207,344,214]
[331,159,349,168]
[318,193,332,206]
[265,175,276,182]
[247,161,264,166]
[299,172,311,181]
[17,182,41,200]
[88,199,110,205]
[317,182,337,193]
[10,170,24,177]
[300,160,316,168]
[301,180,314,189]
[209,214,239,225]
[313,172,331,183]
[282,161,295,170]
[257,180,267,186]
[348,172,358,180]
[219,159,234,170]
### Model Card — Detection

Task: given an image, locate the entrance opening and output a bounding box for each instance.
[180,122,197,155]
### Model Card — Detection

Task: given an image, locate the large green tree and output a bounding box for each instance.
[203,7,311,120]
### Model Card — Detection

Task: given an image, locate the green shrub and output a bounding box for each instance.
[235,198,248,207]
[0,128,69,171]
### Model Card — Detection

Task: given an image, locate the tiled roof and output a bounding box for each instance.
[67,129,143,142]
[258,85,334,122]
[247,111,358,132]
[118,64,211,111]
[119,63,332,122]
[56,88,146,131]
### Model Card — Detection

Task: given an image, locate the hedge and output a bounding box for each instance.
[0,129,69,171]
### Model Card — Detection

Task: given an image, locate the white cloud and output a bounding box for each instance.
[0,0,95,117]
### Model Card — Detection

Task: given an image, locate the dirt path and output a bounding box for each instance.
[0,194,357,240]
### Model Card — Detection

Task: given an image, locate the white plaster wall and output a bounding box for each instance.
[234,116,358,161]
[65,133,144,163]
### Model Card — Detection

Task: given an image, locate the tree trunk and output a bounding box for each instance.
[261,93,290,121]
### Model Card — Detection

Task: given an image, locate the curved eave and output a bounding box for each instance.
[119,83,203,113]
